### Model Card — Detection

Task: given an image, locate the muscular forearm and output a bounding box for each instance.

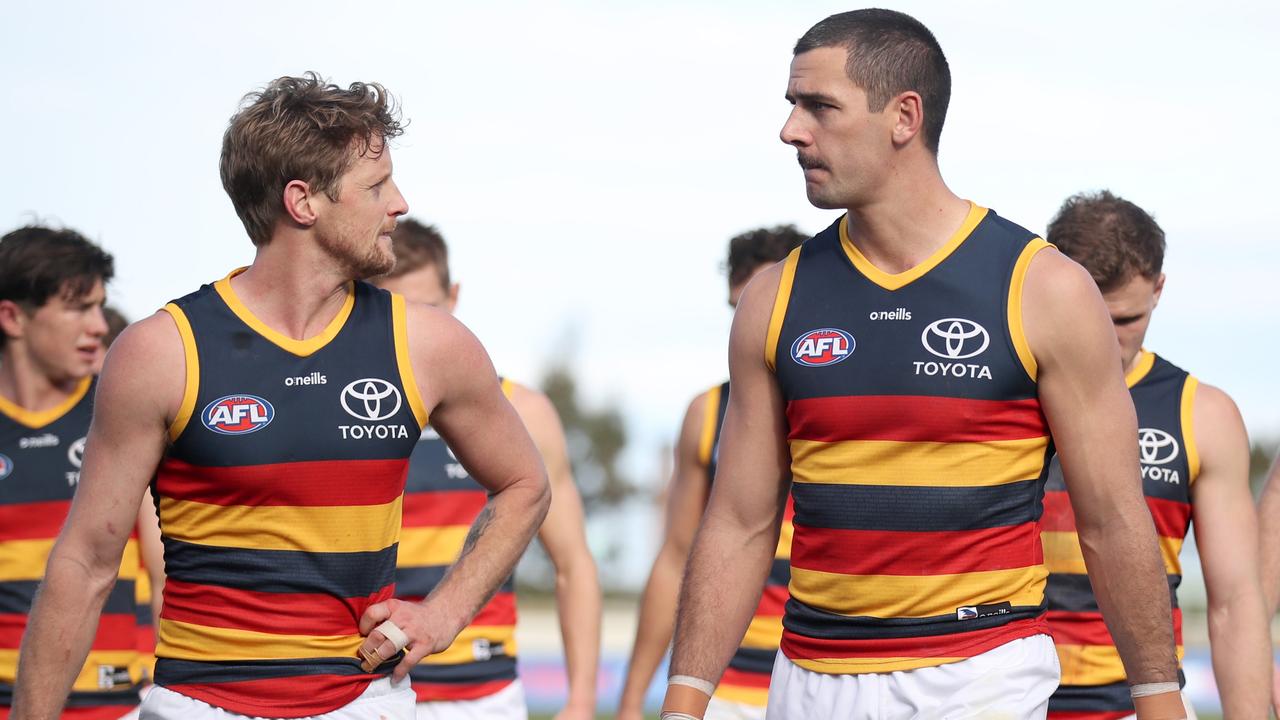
[669,517,773,685]
[1208,593,1272,716]
[554,549,601,712]
[428,478,550,636]
[1259,477,1280,616]
[1078,515,1180,685]
[621,545,686,709]
[12,551,117,719]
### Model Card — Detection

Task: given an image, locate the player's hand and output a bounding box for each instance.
[1131,690,1187,720]
[357,598,450,681]
[553,703,596,720]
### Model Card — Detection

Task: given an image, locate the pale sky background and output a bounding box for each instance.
[4,0,1277,512]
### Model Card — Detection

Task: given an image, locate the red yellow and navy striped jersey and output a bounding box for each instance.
[769,203,1055,675]
[0,377,145,718]
[698,382,794,708]
[396,378,519,702]
[1045,351,1196,719]
[135,546,155,683]
[152,270,426,717]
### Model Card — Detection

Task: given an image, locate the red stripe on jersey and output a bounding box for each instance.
[1147,497,1192,539]
[756,587,787,617]
[781,616,1046,660]
[156,457,407,507]
[1041,490,1074,532]
[1047,608,1183,648]
[0,707,143,720]
[161,579,393,636]
[412,678,515,702]
[0,612,136,650]
[401,490,486,528]
[472,591,517,627]
[790,523,1043,576]
[720,666,771,689]
[165,674,376,719]
[0,499,71,540]
[787,395,1047,444]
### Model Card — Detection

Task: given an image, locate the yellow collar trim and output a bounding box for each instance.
[840,202,988,291]
[0,375,92,429]
[214,268,355,358]
[1125,349,1156,388]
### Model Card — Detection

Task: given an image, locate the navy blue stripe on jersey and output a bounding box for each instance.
[782,596,1047,640]
[161,538,397,598]
[791,479,1043,532]
[409,657,518,684]
[393,564,515,600]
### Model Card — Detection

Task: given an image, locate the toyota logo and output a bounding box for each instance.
[340,378,403,422]
[921,318,990,359]
[1138,428,1179,465]
[68,437,86,469]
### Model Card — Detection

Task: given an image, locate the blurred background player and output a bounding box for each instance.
[617,226,805,720]
[0,226,156,719]
[1257,451,1280,715]
[375,219,600,720]
[1042,190,1270,718]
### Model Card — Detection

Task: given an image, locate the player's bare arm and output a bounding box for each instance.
[136,485,165,626]
[618,392,713,720]
[12,313,184,720]
[1259,452,1280,616]
[509,383,601,720]
[665,266,790,717]
[1022,250,1181,704]
[358,303,550,681]
[1188,382,1270,715]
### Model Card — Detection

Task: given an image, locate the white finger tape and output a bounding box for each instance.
[375,620,410,651]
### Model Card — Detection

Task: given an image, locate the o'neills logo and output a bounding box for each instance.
[285,372,327,387]
[791,328,855,367]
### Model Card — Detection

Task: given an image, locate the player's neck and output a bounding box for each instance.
[231,239,355,342]
[0,347,79,414]
[844,169,969,275]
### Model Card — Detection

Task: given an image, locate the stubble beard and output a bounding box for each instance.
[318,228,395,280]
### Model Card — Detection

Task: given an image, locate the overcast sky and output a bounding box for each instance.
[4,1,1277,489]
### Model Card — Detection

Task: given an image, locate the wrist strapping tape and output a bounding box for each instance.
[1130,682,1180,698]
[668,675,715,697]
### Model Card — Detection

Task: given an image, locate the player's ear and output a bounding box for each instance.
[1151,273,1165,307]
[890,90,925,148]
[446,283,460,314]
[0,299,28,343]
[282,179,319,227]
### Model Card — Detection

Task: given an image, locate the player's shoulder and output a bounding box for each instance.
[502,379,560,426]
[1023,245,1100,305]
[1191,378,1243,427]
[396,295,484,356]
[112,310,186,363]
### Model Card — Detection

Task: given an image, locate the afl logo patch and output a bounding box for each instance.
[791,328,855,367]
[1138,428,1179,465]
[0,453,11,480]
[202,394,275,435]
[922,318,990,359]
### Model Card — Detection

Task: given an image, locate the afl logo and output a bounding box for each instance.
[922,318,990,359]
[791,328,855,367]
[0,453,11,480]
[341,378,402,422]
[68,437,86,469]
[202,394,275,435]
[1138,428,1179,465]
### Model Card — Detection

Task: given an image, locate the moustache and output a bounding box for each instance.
[797,154,827,171]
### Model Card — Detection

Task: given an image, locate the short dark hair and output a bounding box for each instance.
[726,225,807,286]
[386,219,450,288]
[1047,190,1166,292]
[103,305,130,348]
[220,72,405,246]
[0,225,114,349]
[795,9,951,153]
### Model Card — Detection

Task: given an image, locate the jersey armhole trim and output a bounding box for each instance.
[499,377,517,400]
[1181,375,1201,483]
[764,247,802,373]
[1007,238,1053,383]
[391,293,430,430]
[697,385,722,467]
[162,303,200,442]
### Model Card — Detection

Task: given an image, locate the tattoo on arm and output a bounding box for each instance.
[457,504,494,563]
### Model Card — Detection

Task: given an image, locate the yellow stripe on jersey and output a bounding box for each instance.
[790,654,969,675]
[500,377,517,400]
[0,538,138,582]
[789,564,1045,619]
[712,683,769,707]
[776,520,793,560]
[1125,350,1156,388]
[420,624,518,665]
[391,292,430,430]
[214,269,355,358]
[740,615,783,650]
[1057,643,1185,686]
[840,203,987,292]
[789,437,1049,488]
[764,248,802,372]
[159,496,402,554]
[1007,238,1052,382]
[697,385,722,468]
[398,525,470,567]
[1042,531,1184,577]
[162,303,200,441]
[157,619,362,661]
[0,376,91,428]
[1181,376,1201,483]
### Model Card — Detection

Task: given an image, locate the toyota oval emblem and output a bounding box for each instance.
[1138,428,1179,465]
[340,378,403,422]
[921,318,990,359]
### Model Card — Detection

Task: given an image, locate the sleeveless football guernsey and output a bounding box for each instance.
[699,381,794,707]
[769,203,1055,674]
[396,378,519,702]
[152,270,425,717]
[1045,351,1197,718]
[0,378,144,719]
